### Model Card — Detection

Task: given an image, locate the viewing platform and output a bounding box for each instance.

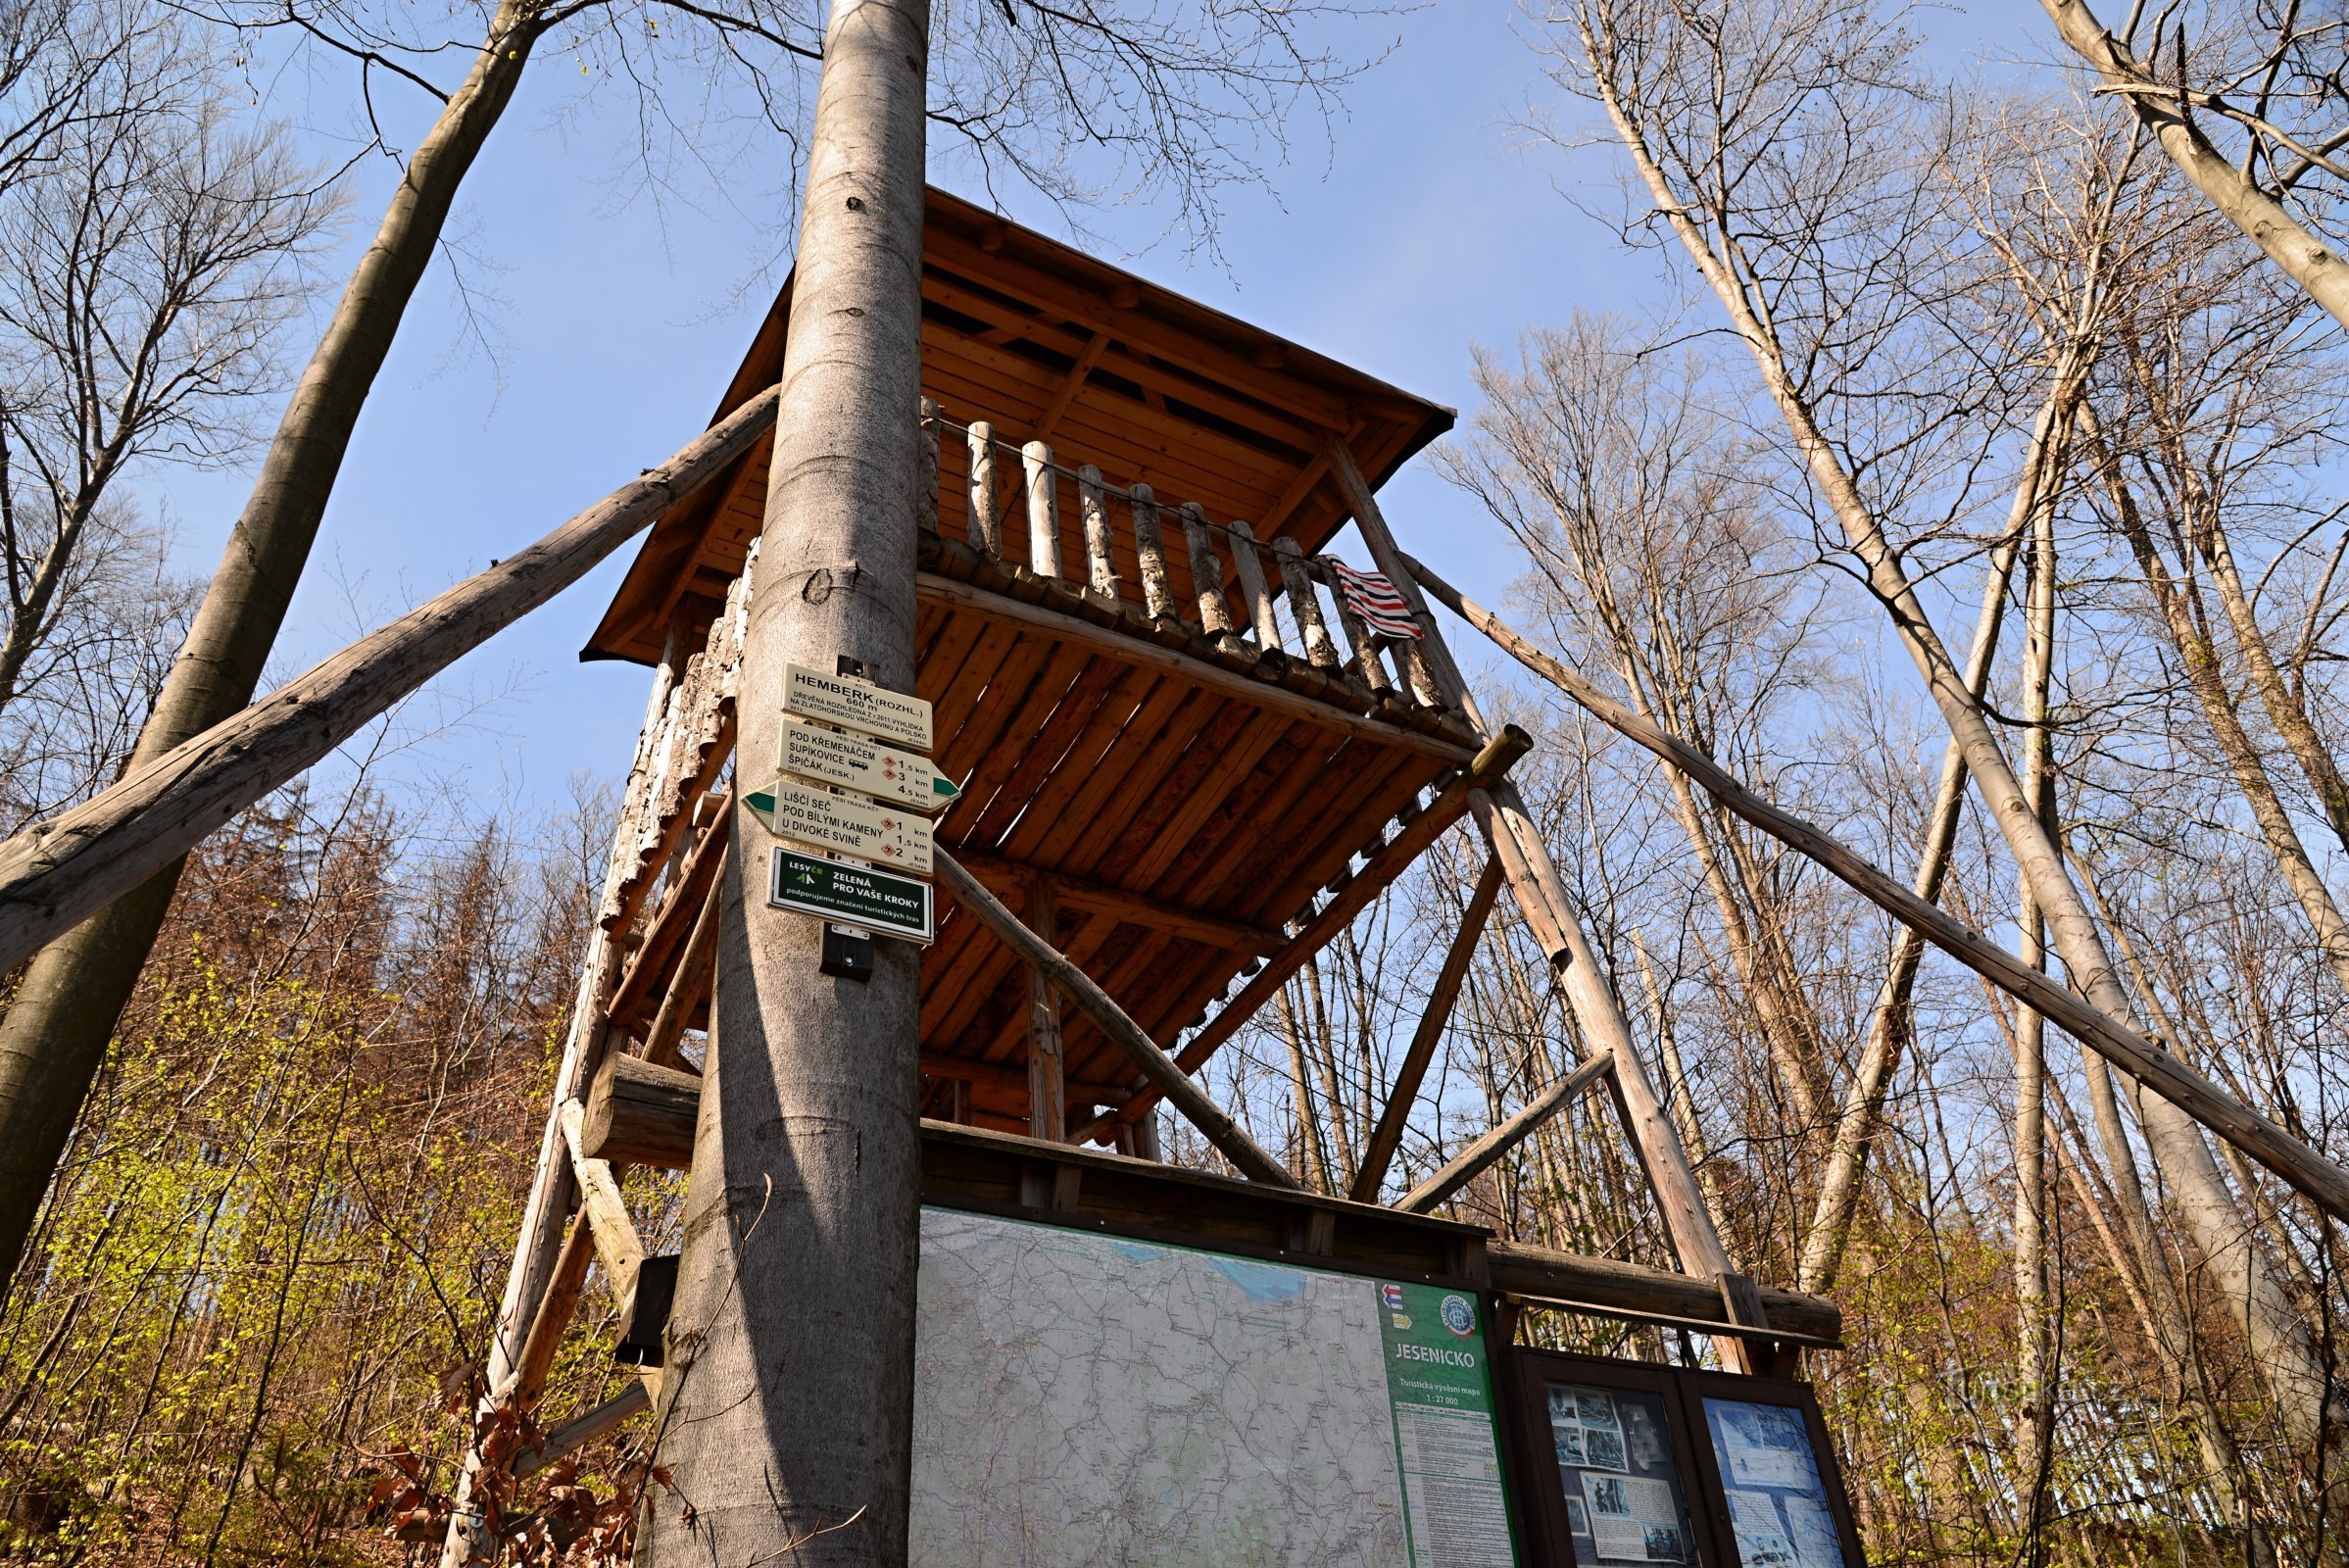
[581,188,1489,1141]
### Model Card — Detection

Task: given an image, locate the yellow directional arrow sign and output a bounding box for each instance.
[745,776,933,874]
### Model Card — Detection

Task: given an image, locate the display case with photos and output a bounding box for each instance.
[1499,1351,1866,1568]
[1503,1351,1721,1568]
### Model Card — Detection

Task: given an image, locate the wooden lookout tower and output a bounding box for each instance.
[439,187,1842,1561]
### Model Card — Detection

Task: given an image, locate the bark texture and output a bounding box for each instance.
[633,0,931,1558]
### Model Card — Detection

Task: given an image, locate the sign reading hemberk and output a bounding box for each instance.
[769,847,934,943]
[783,662,932,751]
[746,775,934,873]
[777,715,958,813]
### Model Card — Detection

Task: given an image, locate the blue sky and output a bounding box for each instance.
[150,0,2050,822]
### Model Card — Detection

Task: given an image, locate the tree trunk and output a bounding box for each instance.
[1797,513,2022,1292]
[0,0,543,1297]
[2082,413,2349,994]
[632,0,931,1559]
[1588,65,2335,1444]
[2188,491,2349,855]
[2011,497,2056,1563]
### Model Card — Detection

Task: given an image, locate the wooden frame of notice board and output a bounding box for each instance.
[1500,1349,1867,1568]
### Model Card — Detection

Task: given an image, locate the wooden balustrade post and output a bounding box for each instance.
[1077,465,1119,607]
[917,398,941,535]
[1131,482,1174,619]
[1181,504,1240,649]
[1227,520,1282,648]
[1023,440,1060,578]
[966,419,1000,553]
[1272,535,1341,669]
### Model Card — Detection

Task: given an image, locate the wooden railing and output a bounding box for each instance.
[920,399,1444,708]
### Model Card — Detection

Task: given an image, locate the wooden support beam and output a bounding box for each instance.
[933,848,1300,1188]
[1326,441,1771,1370]
[512,1384,653,1481]
[948,849,1286,956]
[1487,1241,1841,1345]
[582,1054,704,1168]
[512,1210,596,1411]
[915,570,1474,764]
[1399,1052,1615,1212]
[640,867,723,1067]
[1034,330,1108,442]
[1350,856,1504,1201]
[1026,875,1065,1141]
[918,1052,1134,1105]
[0,389,781,976]
[608,807,729,1025]
[1097,724,1532,1139]
[1408,554,2349,1226]
[558,1101,647,1302]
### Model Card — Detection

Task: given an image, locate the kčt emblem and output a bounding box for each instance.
[1440,1294,1475,1338]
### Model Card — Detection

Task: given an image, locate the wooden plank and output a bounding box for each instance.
[513,1384,653,1481]
[512,1211,596,1411]
[608,807,730,1026]
[558,1101,647,1302]
[640,869,722,1066]
[950,849,1283,955]
[934,849,1299,1187]
[916,572,1473,763]
[1099,725,1530,1135]
[1351,856,1505,1201]
[1398,1052,1615,1212]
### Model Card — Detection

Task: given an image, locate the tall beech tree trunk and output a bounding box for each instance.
[633,0,930,1559]
[0,0,543,1295]
[1584,49,2338,1445]
[2011,495,2056,1561]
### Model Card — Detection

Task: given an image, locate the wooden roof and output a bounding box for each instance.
[582,186,1454,666]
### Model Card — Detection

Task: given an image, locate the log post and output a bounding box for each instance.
[1026,875,1065,1141]
[1077,465,1119,606]
[966,419,999,553]
[1227,520,1282,647]
[636,0,932,1558]
[917,397,940,535]
[1023,440,1060,578]
[1181,504,1240,645]
[1272,536,1340,670]
[1131,483,1174,619]
[1323,436,1768,1369]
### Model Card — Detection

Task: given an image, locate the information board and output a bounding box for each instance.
[911,1205,1520,1567]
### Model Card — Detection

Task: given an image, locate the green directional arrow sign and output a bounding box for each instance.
[766,847,935,943]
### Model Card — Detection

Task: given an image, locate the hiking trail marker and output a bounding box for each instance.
[783,662,933,750]
[746,774,935,874]
[777,715,958,812]
[768,847,936,944]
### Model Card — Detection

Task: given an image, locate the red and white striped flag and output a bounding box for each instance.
[1321,558,1423,640]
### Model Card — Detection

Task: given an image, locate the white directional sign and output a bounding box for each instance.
[777,716,958,814]
[784,663,933,751]
[747,776,934,874]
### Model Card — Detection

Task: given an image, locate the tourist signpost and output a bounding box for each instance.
[752,664,944,950]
